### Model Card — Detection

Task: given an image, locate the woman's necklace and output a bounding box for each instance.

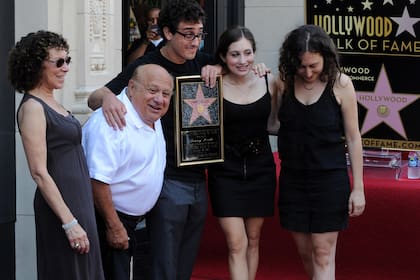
[303,82,315,90]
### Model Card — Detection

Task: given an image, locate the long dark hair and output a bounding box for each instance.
[215,26,256,73]
[278,24,341,91]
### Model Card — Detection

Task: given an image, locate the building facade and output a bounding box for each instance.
[3,0,305,279]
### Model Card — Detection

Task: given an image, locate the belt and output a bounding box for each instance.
[117,211,146,224]
[226,136,266,158]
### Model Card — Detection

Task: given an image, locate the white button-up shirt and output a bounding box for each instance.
[82,88,166,216]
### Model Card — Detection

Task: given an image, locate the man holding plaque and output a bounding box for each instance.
[87,1,221,279]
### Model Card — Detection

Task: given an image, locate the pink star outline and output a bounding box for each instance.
[357,65,419,139]
[183,84,216,125]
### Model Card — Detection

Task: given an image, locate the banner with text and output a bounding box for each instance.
[306,0,420,150]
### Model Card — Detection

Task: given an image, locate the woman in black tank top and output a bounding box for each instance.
[276,24,365,279]
[207,26,278,280]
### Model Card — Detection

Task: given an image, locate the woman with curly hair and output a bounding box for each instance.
[276,25,365,279]
[9,30,104,279]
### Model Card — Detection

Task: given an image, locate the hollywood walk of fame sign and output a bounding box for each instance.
[306,0,420,151]
[174,75,224,166]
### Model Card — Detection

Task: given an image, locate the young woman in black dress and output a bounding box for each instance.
[207,26,278,280]
[276,24,366,279]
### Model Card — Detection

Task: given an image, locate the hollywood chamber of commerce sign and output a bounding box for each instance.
[306,0,420,150]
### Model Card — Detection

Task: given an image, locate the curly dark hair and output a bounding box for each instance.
[158,0,206,35]
[278,24,341,91]
[215,26,256,73]
[8,30,69,93]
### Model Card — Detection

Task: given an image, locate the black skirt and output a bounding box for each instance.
[208,150,276,218]
[278,167,350,233]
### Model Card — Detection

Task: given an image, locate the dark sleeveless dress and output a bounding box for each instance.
[277,85,350,233]
[208,88,276,217]
[17,94,104,280]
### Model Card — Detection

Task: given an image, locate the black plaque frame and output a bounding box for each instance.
[175,75,224,166]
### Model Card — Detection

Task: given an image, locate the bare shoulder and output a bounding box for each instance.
[18,97,45,126]
[333,73,356,105]
[334,73,353,90]
[334,73,355,95]
[19,97,44,116]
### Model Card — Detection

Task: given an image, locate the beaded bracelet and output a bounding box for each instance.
[62,218,78,231]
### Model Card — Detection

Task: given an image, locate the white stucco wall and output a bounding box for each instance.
[15,1,49,278]
[245,0,305,150]
[245,0,305,75]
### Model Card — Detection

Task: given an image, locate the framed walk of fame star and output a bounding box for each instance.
[175,75,224,166]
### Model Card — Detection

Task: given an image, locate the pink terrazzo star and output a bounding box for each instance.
[357,65,419,139]
[183,83,216,125]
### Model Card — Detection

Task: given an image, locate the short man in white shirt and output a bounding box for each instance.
[82,64,173,280]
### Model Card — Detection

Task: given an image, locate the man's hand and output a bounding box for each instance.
[106,222,129,250]
[252,63,271,77]
[201,64,222,88]
[102,92,127,130]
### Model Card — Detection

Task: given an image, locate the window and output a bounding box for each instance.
[122,0,244,66]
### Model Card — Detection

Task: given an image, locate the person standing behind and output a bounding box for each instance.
[82,64,173,280]
[9,30,104,280]
[127,7,165,64]
[276,24,366,279]
[87,1,221,278]
[207,26,277,280]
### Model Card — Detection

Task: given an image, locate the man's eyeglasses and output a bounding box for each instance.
[46,56,71,68]
[175,30,207,41]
